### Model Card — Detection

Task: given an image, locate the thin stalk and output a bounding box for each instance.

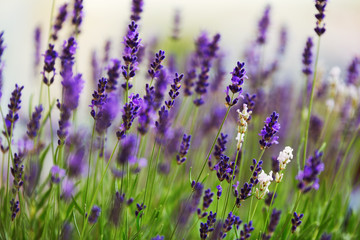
[47,86,55,164]
[262,183,279,235]
[250,200,259,221]
[80,140,120,240]
[142,141,157,206]
[303,37,321,168]
[195,105,232,184]
[189,107,199,136]
[147,145,162,215]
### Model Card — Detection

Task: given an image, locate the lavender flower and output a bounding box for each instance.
[148,50,165,80]
[3,84,24,137]
[176,134,191,164]
[51,165,66,184]
[11,153,24,194]
[61,178,75,201]
[51,3,68,41]
[109,192,125,226]
[42,44,58,86]
[259,111,280,149]
[60,37,77,70]
[346,57,359,85]
[68,147,85,177]
[60,222,73,240]
[202,189,214,210]
[165,73,183,109]
[155,106,170,143]
[277,26,288,55]
[200,222,211,239]
[257,5,271,45]
[226,62,247,107]
[172,9,181,40]
[179,182,203,226]
[138,84,155,135]
[309,115,323,142]
[214,155,236,183]
[151,236,164,240]
[264,191,277,206]
[262,209,281,239]
[95,94,118,135]
[116,135,137,165]
[314,0,327,36]
[216,185,222,199]
[106,59,121,92]
[130,0,144,22]
[26,105,43,139]
[88,205,101,224]
[34,27,41,70]
[249,159,263,185]
[302,37,313,76]
[213,133,228,160]
[200,212,218,238]
[135,202,146,218]
[153,69,168,111]
[183,68,197,96]
[56,100,71,145]
[62,70,84,111]
[90,77,108,118]
[291,212,304,233]
[122,21,141,90]
[297,150,324,193]
[240,221,254,240]
[116,94,142,139]
[243,93,256,119]
[72,0,84,34]
[10,198,20,221]
[220,212,239,238]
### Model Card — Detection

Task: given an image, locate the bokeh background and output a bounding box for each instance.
[0,0,360,113]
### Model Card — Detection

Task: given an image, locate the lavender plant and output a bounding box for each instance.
[0,1,359,240]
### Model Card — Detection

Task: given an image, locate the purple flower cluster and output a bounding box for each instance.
[243,93,256,115]
[155,106,170,143]
[214,155,237,183]
[90,78,108,118]
[314,0,327,36]
[297,150,324,193]
[240,221,254,240]
[106,59,121,92]
[216,185,222,199]
[148,50,165,80]
[51,3,68,41]
[67,147,85,177]
[72,0,84,34]
[135,202,146,218]
[11,153,24,194]
[176,134,191,164]
[138,84,155,135]
[34,27,41,70]
[346,57,359,85]
[183,68,197,96]
[213,133,228,161]
[165,73,183,109]
[109,192,133,226]
[291,212,304,233]
[117,94,142,139]
[259,111,280,149]
[51,165,65,184]
[179,182,203,226]
[95,94,118,135]
[88,205,101,224]
[130,0,144,22]
[263,209,281,239]
[42,44,58,86]
[199,212,217,239]
[116,135,136,165]
[226,62,247,107]
[257,5,271,45]
[153,70,168,111]
[56,100,71,145]
[3,84,24,138]
[26,105,43,139]
[122,21,141,89]
[302,37,314,76]
[10,198,20,221]
[220,212,242,239]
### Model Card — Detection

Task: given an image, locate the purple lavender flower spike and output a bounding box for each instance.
[116,134,136,165]
[172,9,181,40]
[200,212,218,239]
[240,221,254,240]
[151,236,164,240]
[109,192,125,226]
[346,57,359,85]
[183,68,197,96]
[297,150,324,193]
[179,182,203,227]
[202,189,214,210]
[259,111,280,149]
[95,93,118,135]
[226,62,247,107]
[88,205,101,224]
[90,77,108,118]
[10,153,24,194]
[72,0,84,34]
[62,73,84,111]
[155,106,170,144]
[61,178,75,201]
[34,27,41,71]
[220,212,237,238]
[3,84,24,138]
[302,37,313,76]
[116,94,142,139]
[153,69,168,111]
[51,3,68,41]
[130,0,144,22]
[242,93,256,122]
[249,159,263,185]
[51,165,66,184]
[214,155,236,183]
[68,147,85,177]
[213,133,228,160]
[60,37,77,70]
[265,191,277,206]
[122,21,141,90]
[314,0,327,36]
[10,198,20,221]
[56,100,71,145]
[135,202,146,218]
[106,59,121,92]
[216,185,222,199]
[148,50,166,80]
[165,73,183,109]
[257,5,271,45]
[176,134,191,164]
[138,84,155,135]
[42,44,58,86]
[26,105,43,139]
[291,212,304,233]
[262,209,281,239]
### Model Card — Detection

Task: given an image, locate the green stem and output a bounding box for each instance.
[250,200,259,221]
[303,37,321,168]
[80,140,120,240]
[262,183,279,235]
[47,86,55,164]
[195,105,232,184]
[148,145,162,215]
[142,142,157,206]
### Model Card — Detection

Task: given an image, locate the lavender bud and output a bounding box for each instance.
[148,50,165,80]
[176,134,191,164]
[302,37,314,76]
[259,111,280,149]
[257,5,271,45]
[42,44,58,86]
[10,198,20,221]
[3,84,24,138]
[297,150,324,193]
[106,59,121,93]
[240,221,254,240]
[50,165,65,184]
[88,205,101,224]
[72,0,84,34]
[51,3,68,41]
[26,105,43,139]
[291,212,304,233]
[130,0,144,22]
[135,203,146,218]
[314,0,327,36]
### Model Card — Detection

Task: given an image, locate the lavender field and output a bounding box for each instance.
[0,0,360,239]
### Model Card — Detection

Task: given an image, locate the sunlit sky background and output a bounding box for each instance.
[0,0,360,111]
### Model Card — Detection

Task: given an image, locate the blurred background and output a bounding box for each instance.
[0,0,360,113]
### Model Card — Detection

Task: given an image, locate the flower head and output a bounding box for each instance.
[259,111,280,149]
[226,62,247,107]
[302,37,314,76]
[3,84,24,138]
[42,44,58,86]
[314,0,327,36]
[88,205,101,224]
[297,150,324,193]
[106,59,121,93]
[51,3,68,40]
[176,134,191,164]
[255,170,273,199]
[257,5,271,45]
[72,0,84,34]
[130,0,144,22]
[148,50,165,80]
[236,104,252,150]
[277,146,293,171]
[51,165,66,184]
[26,105,43,139]
[291,212,304,233]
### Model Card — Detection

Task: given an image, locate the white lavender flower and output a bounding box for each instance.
[277,146,293,171]
[235,104,252,150]
[255,170,273,199]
